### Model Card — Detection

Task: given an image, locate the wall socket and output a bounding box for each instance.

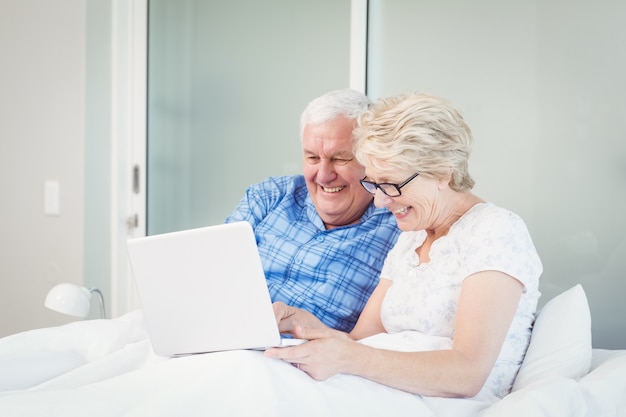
[44,180,60,216]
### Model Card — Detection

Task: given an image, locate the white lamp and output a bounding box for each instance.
[45,283,106,319]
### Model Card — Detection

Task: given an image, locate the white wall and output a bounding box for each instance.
[0,0,87,336]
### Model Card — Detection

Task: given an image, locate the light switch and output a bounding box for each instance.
[44,180,60,216]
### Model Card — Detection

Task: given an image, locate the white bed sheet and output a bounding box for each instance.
[0,311,625,417]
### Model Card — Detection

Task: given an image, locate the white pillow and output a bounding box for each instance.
[512,284,592,391]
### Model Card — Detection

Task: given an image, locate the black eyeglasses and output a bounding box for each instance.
[360,172,420,197]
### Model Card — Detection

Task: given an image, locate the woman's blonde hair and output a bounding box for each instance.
[353,93,475,191]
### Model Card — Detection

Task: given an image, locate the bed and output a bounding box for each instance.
[1,284,625,417]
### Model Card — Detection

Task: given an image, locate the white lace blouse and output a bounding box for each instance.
[379,202,542,397]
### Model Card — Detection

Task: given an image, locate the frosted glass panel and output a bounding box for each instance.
[148,0,351,234]
[368,0,626,348]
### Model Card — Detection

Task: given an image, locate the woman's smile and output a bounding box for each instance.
[391,205,410,216]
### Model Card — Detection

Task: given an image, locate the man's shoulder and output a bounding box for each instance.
[246,175,309,209]
[363,205,398,226]
[249,175,306,193]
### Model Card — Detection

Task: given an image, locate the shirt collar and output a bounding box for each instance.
[305,195,385,230]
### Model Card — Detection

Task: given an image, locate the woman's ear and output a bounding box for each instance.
[437,172,453,190]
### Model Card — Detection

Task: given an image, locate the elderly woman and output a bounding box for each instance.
[265,93,542,399]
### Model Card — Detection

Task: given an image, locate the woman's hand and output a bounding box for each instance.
[264,325,357,381]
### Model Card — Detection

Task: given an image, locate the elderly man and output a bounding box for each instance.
[226,89,399,332]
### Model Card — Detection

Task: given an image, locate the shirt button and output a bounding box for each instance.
[295,258,303,264]
[316,235,325,242]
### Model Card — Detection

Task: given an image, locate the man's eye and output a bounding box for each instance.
[306,156,320,163]
[333,158,353,165]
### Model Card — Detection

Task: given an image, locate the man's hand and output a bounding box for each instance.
[272,302,325,335]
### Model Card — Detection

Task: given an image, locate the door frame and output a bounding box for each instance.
[110,0,147,316]
[110,0,368,316]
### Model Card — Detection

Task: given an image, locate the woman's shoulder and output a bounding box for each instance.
[463,202,527,229]
[467,201,517,217]
[455,202,536,249]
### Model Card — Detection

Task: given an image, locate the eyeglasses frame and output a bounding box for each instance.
[359,172,420,197]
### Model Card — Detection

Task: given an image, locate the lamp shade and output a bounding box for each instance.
[45,283,91,318]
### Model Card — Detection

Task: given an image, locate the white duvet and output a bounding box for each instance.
[1,309,625,417]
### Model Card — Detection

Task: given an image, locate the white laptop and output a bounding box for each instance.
[126,221,303,357]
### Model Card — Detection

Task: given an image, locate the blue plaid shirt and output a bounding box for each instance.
[225,175,400,332]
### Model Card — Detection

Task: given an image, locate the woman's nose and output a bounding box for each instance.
[373,189,392,208]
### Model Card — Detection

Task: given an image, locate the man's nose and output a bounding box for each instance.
[317,160,336,182]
